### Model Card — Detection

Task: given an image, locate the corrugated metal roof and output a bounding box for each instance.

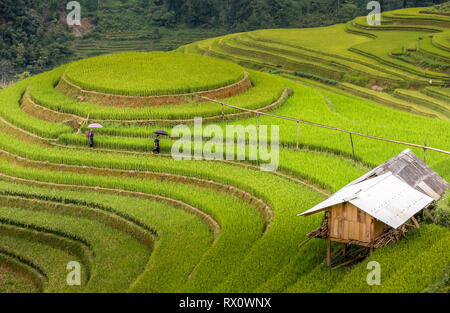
[297,172,434,229]
[345,149,448,200]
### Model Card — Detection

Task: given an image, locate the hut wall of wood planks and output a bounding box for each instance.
[323,203,388,266]
[328,202,386,245]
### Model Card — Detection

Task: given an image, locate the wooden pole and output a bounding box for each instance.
[297,121,300,149]
[369,220,374,256]
[221,104,224,121]
[350,133,356,162]
[77,113,90,135]
[332,254,366,270]
[411,216,420,228]
[298,237,312,248]
[424,209,435,222]
[342,243,347,257]
[326,237,331,266]
[424,141,427,164]
[257,112,260,132]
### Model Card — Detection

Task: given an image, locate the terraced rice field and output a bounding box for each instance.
[0,6,448,293]
[178,7,450,121]
[63,52,245,97]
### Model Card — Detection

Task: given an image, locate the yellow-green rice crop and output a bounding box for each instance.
[64,52,245,96]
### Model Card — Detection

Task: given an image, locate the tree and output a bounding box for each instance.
[153,27,161,40]
[15,71,31,81]
[0,60,13,81]
[380,0,404,11]
[339,1,359,20]
[15,43,26,66]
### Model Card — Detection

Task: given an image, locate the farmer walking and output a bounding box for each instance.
[86,123,103,149]
[89,129,94,148]
[152,134,160,154]
[152,130,168,154]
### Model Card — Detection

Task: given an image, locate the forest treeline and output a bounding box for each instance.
[0,0,447,81]
[145,0,442,29]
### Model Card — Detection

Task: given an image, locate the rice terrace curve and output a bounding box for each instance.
[0,3,449,295]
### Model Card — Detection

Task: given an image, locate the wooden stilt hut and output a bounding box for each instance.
[298,149,449,267]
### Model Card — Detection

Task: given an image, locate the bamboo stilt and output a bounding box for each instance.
[411,216,420,228]
[327,237,331,266]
